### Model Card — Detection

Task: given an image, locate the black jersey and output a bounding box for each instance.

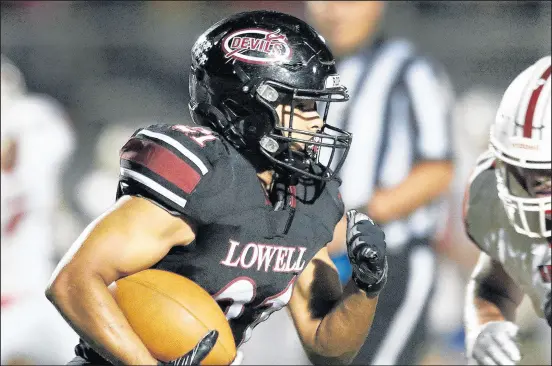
[76,123,344,362]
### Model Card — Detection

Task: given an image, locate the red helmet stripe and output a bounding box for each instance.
[523,65,551,138]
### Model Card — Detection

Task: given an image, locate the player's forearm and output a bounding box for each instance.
[46,271,158,365]
[309,280,378,364]
[464,253,524,337]
[464,279,518,336]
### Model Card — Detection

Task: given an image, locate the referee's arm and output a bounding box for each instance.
[366,58,454,224]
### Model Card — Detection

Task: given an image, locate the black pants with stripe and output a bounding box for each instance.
[352,239,436,365]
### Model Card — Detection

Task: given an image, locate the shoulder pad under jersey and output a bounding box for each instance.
[117,123,230,224]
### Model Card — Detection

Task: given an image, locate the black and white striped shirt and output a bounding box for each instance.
[321,37,454,253]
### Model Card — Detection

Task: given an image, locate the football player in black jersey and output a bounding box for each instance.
[46,11,388,366]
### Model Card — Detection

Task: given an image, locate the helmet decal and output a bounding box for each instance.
[222,28,292,65]
[520,65,551,138]
[192,36,213,67]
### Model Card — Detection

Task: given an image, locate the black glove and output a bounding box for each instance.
[346,209,388,298]
[545,291,551,327]
[158,330,218,366]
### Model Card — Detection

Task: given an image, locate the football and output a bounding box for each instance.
[109,269,236,365]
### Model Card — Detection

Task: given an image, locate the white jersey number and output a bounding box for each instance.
[213,276,296,345]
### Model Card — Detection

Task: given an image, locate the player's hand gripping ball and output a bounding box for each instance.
[158,330,219,366]
[110,269,236,365]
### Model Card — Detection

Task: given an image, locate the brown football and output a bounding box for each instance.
[110,269,236,365]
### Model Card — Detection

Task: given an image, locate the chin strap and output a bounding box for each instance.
[191,102,247,148]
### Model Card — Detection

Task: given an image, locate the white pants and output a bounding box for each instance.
[239,308,311,365]
[231,350,244,365]
[1,294,79,364]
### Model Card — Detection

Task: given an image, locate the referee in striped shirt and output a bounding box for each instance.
[307,2,455,365]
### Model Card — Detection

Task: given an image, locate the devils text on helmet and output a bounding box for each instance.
[222,28,293,65]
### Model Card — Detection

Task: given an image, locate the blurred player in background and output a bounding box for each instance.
[306,2,454,365]
[74,124,138,221]
[1,55,78,364]
[464,56,551,366]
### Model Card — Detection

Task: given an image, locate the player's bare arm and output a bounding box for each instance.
[465,252,524,328]
[288,247,378,365]
[288,211,386,365]
[465,251,525,365]
[45,195,196,365]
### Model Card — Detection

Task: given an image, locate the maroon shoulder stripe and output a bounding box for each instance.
[121,138,201,194]
[523,65,551,138]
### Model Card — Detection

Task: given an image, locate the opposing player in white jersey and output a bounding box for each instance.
[463,56,551,366]
[1,56,78,364]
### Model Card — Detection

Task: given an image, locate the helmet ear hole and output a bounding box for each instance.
[241,112,272,145]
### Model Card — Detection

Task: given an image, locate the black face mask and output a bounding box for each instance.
[255,80,352,181]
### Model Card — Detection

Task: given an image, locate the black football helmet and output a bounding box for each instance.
[189,10,352,181]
